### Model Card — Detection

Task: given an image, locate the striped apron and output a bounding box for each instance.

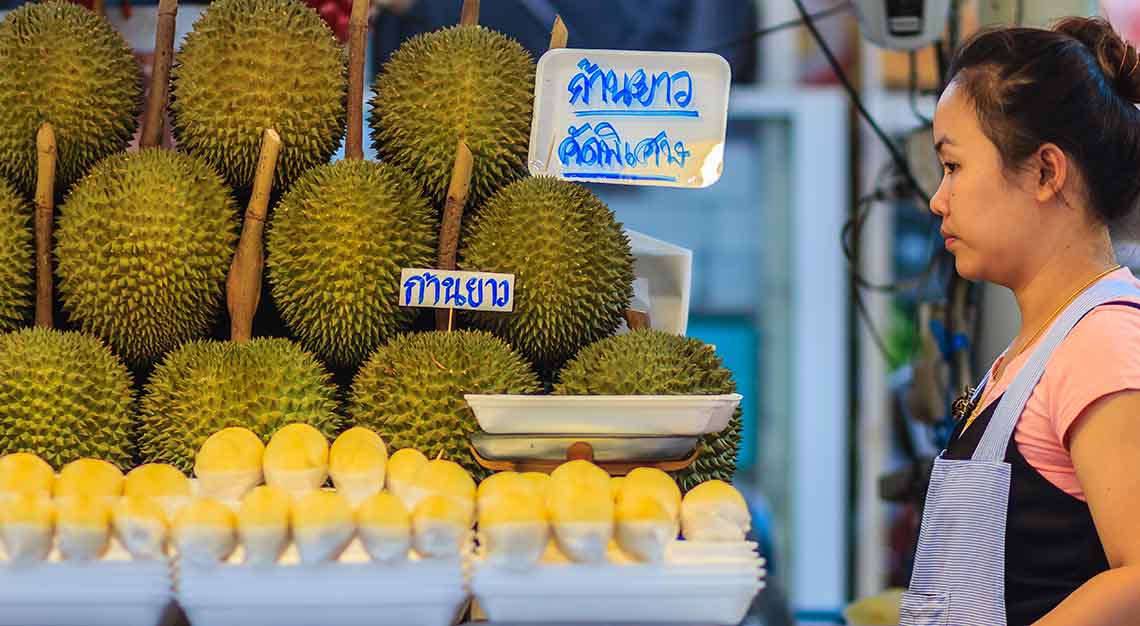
[900,279,1140,626]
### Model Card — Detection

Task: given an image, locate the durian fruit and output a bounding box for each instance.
[0,493,54,563]
[615,494,673,563]
[404,459,475,523]
[476,472,526,511]
[170,0,346,190]
[173,498,238,567]
[349,331,541,476]
[55,458,124,502]
[519,472,551,502]
[412,495,470,558]
[477,489,548,570]
[237,485,291,566]
[0,328,135,468]
[555,329,742,491]
[56,494,111,561]
[56,150,239,365]
[291,490,354,563]
[386,448,428,510]
[368,24,535,206]
[329,427,388,505]
[618,467,682,531]
[680,480,750,542]
[266,160,437,369]
[112,496,168,560]
[0,1,142,195]
[139,338,340,473]
[195,427,266,501]
[263,423,330,496]
[355,491,410,562]
[0,179,33,332]
[609,476,625,501]
[460,177,635,372]
[550,459,610,492]
[547,482,613,563]
[124,464,191,520]
[0,452,54,499]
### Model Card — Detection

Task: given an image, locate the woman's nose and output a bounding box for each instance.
[929,177,949,217]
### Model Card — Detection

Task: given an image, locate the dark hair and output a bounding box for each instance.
[947,16,1140,224]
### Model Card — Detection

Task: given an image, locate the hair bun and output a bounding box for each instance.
[1054,16,1140,104]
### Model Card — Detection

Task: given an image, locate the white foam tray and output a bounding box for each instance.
[470,541,765,625]
[0,540,174,626]
[466,393,742,435]
[176,539,468,626]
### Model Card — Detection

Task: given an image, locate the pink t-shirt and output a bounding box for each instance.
[974,267,1140,502]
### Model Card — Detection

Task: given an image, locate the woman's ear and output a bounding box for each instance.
[1034,143,1070,205]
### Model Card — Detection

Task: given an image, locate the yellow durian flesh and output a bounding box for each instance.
[355,491,410,562]
[407,459,475,522]
[550,459,610,492]
[125,463,191,518]
[548,483,613,563]
[291,490,354,563]
[412,494,469,558]
[263,423,329,496]
[329,427,388,505]
[615,494,674,563]
[609,476,625,501]
[519,472,551,499]
[680,480,751,542]
[0,452,54,498]
[386,447,428,508]
[57,494,111,561]
[477,490,548,570]
[55,458,123,500]
[173,498,238,567]
[112,495,168,561]
[0,493,54,563]
[476,471,535,511]
[238,485,292,566]
[194,427,265,501]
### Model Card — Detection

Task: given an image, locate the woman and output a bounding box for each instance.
[904,16,1140,626]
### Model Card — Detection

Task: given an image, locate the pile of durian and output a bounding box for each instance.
[0,0,742,504]
[0,425,750,569]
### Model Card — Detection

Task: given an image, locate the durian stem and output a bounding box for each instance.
[435,140,473,331]
[624,309,650,331]
[34,123,56,329]
[227,128,282,343]
[459,0,479,25]
[140,0,179,150]
[345,0,370,160]
[92,0,106,17]
[549,15,567,49]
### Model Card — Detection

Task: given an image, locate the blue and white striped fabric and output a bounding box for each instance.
[901,280,1140,626]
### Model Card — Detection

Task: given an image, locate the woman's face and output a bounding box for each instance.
[930,82,1041,285]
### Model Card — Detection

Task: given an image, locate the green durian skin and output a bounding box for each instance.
[56,149,240,366]
[460,177,635,373]
[267,160,438,369]
[0,328,135,469]
[0,1,143,196]
[369,25,535,206]
[138,338,341,473]
[554,329,743,491]
[171,0,347,190]
[348,330,542,478]
[0,179,33,332]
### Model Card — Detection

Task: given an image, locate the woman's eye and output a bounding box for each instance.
[941,162,959,174]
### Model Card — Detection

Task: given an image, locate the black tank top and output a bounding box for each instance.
[943,394,1109,626]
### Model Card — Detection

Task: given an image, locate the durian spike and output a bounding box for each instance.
[459,0,479,26]
[434,140,473,331]
[345,0,370,160]
[549,15,567,50]
[139,0,179,149]
[227,128,282,342]
[34,123,56,329]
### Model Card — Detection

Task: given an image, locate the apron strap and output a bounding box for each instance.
[972,279,1140,462]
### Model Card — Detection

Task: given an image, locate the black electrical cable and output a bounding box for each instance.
[700,1,853,53]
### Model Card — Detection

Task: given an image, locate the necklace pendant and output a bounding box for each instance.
[952,386,977,422]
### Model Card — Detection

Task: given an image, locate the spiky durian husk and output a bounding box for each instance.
[138,338,341,472]
[554,329,742,491]
[348,330,541,477]
[0,328,135,469]
[369,25,535,206]
[56,149,239,366]
[0,179,32,331]
[460,177,634,373]
[267,160,438,369]
[0,1,142,195]
[170,0,346,190]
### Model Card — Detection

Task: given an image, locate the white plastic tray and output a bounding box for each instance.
[470,540,764,625]
[465,394,742,435]
[0,540,175,626]
[176,539,468,626]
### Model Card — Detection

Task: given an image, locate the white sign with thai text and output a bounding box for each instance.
[399,268,515,312]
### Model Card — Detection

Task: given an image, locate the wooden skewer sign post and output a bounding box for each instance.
[34,124,56,328]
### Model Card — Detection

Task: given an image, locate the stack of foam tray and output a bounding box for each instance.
[175,539,469,626]
[0,541,176,626]
[469,540,765,625]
